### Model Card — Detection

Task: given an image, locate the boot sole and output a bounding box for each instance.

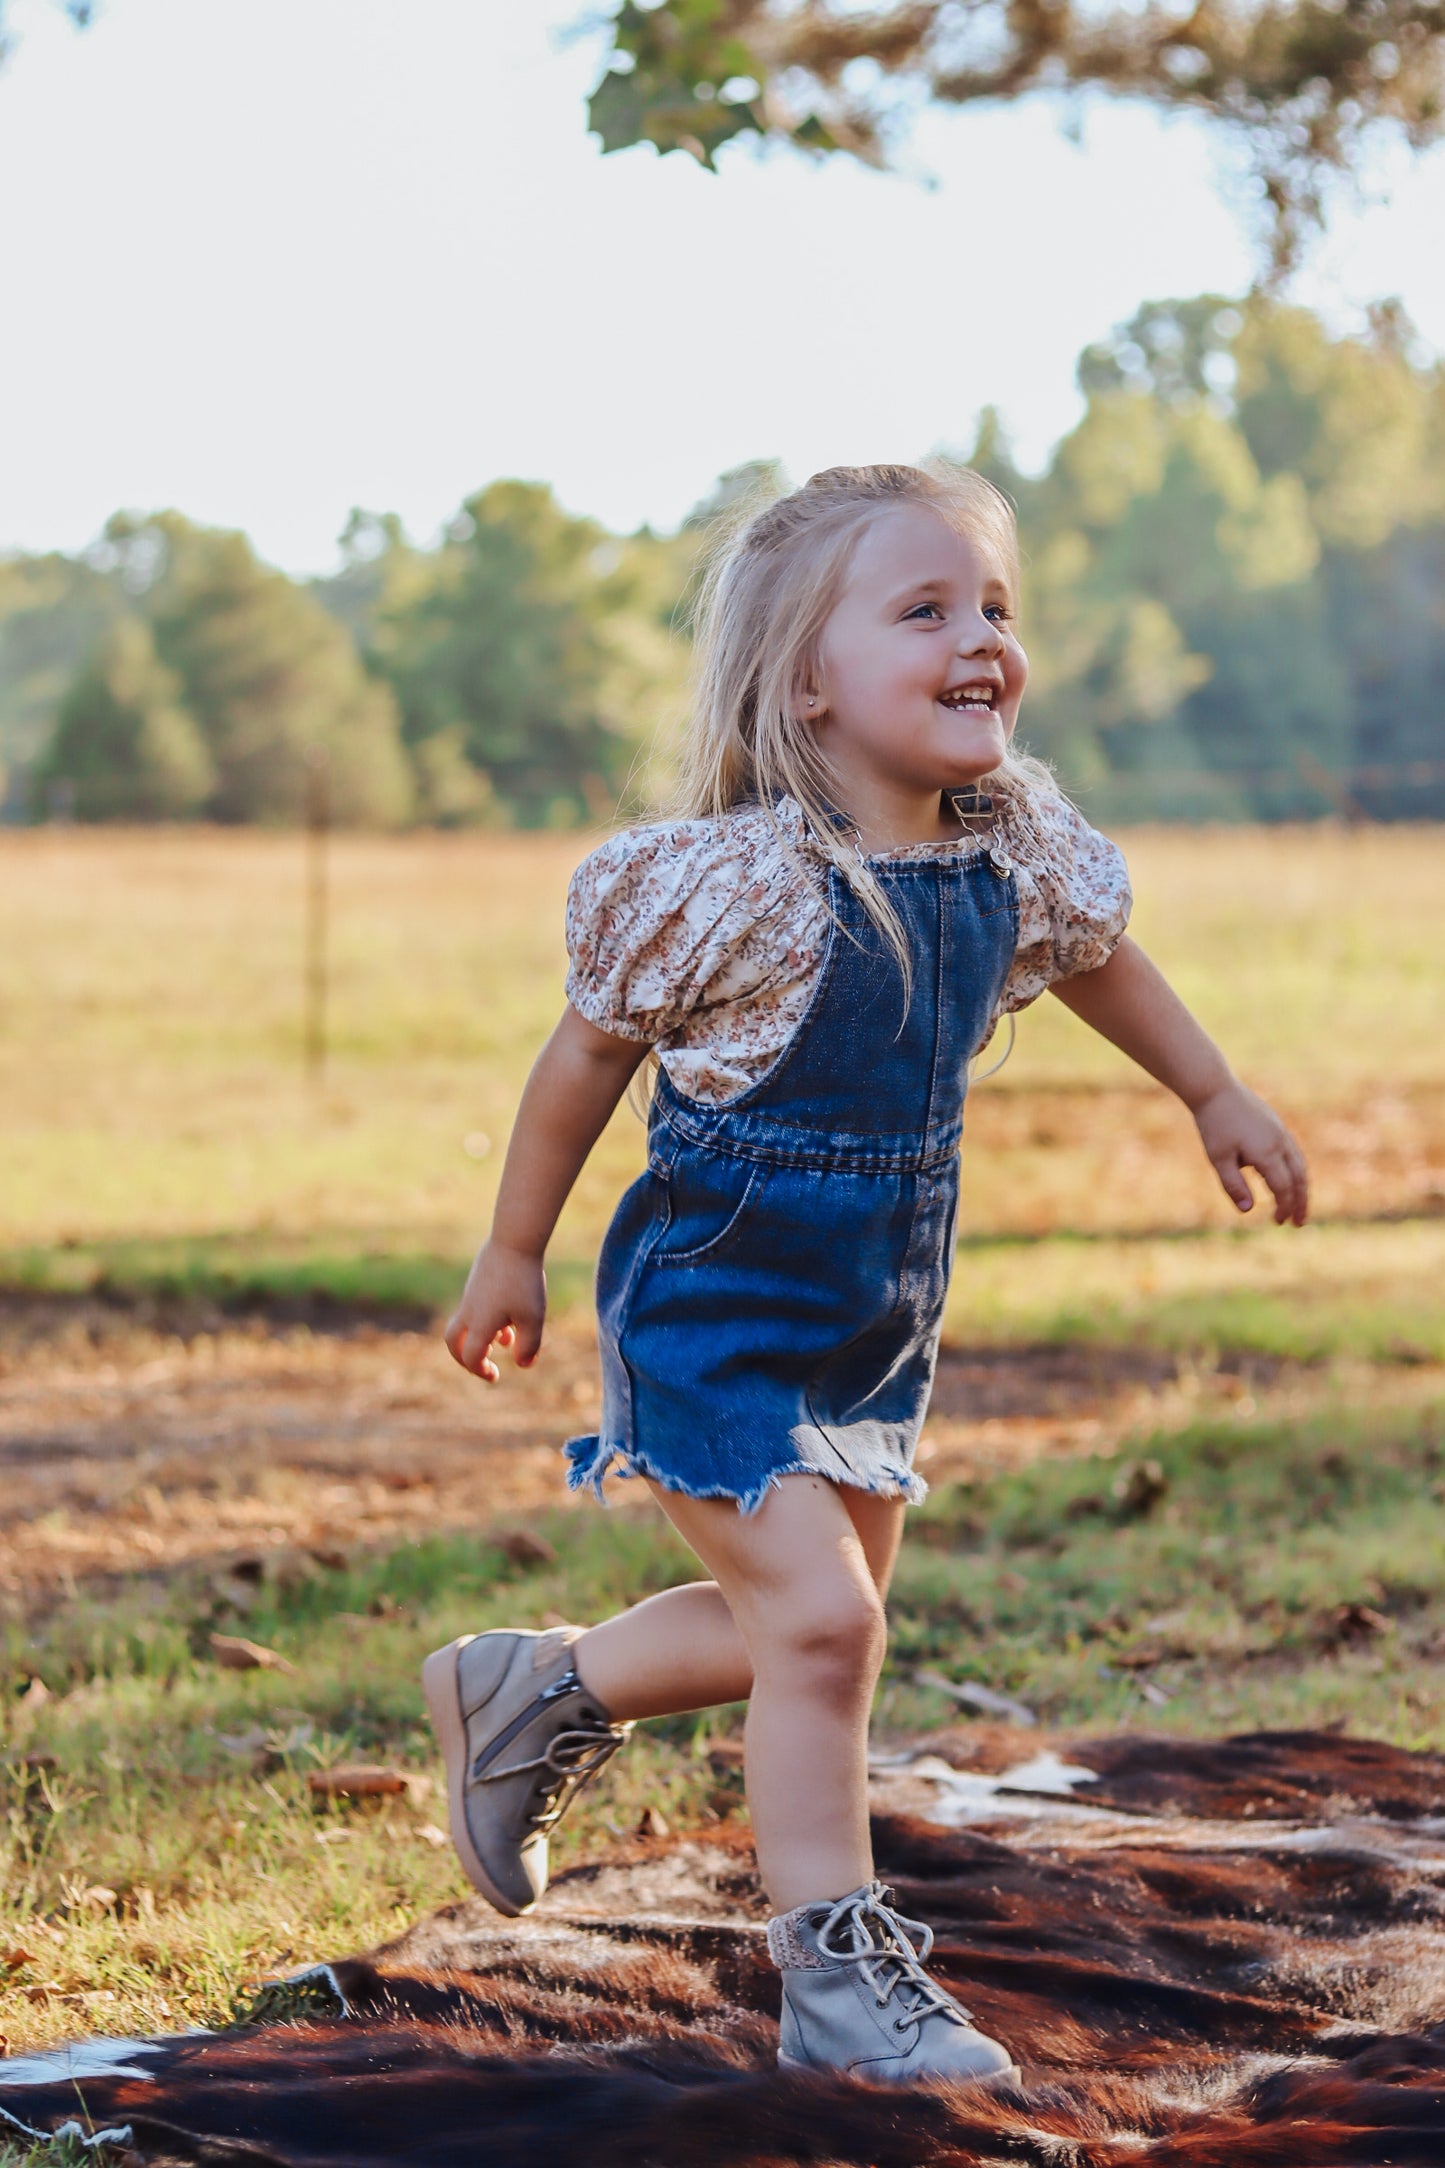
[779,2051,1022,2090]
[421,1638,528,1919]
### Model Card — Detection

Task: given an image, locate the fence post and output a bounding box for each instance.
[304,744,330,1084]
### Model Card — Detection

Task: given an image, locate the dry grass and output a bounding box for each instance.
[3,824,1442,1261]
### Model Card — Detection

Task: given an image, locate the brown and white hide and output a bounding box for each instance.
[4,1727,1445,2166]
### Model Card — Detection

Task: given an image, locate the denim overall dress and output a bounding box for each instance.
[565,838,1019,1515]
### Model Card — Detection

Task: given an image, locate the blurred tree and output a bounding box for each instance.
[1023,386,1318,786]
[313,511,499,824]
[1232,301,1445,545]
[683,459,787,535]
[1331,523,1445,816]
[367,481,691,826]
[590,0,1445,274]
[106,512,413,825]
[311,509,411,649]
[0,552,123,810]
[1022,293,1445,818]
[33,615,214,820]
[1076,298,1244,408]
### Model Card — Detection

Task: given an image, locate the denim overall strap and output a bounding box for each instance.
[652,854,1018,1174]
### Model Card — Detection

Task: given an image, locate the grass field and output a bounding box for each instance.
[3,823,1442,1264]
[1,821,1443,2065]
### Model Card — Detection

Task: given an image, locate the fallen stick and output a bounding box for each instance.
[209,1632,296,1676]
[914,1668,1037,1727]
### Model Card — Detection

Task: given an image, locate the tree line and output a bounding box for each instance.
[2,290,1442,830]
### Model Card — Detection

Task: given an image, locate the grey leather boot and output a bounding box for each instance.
[422,1627,631,1916]
[767,1880,1020,2086]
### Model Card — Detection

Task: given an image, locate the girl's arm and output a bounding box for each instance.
[446,1006,649,1381]
[1048,935,1309,1226]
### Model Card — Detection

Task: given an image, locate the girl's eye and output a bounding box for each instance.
[902,601,1014,625]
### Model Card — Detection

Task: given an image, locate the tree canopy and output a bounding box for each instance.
[590,0,1445,274]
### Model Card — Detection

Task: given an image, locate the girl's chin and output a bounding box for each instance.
[938,732,1008,782]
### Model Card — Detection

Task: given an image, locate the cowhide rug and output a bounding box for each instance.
[5,1728,1445,2166]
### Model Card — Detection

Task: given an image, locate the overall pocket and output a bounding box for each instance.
[651,1144,768,1268]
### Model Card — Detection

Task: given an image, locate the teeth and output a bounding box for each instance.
[941,687,995,707]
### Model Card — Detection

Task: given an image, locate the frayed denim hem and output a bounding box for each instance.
[562,1434,928,1516]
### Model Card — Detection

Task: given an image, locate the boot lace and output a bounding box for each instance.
[477,1705,631,1837]
[816,1881,974,2033]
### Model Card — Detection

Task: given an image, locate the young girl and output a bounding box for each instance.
[423,463,1308,2087]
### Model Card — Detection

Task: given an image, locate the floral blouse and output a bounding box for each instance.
[565,788,1131,1105]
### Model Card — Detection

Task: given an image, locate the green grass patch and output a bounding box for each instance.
[944,1216,1445,1365]
[0,1233,594,1323]
[888,1394,1445,1742]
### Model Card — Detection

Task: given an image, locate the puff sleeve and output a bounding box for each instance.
[564,815,809,1046]
[999,791,1132,1015]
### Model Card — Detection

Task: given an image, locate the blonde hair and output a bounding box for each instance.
[678,460,1058,978]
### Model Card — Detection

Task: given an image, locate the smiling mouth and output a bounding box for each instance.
[937,684,1000,715]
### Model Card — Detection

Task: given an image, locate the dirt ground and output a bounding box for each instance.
[0,1293,1330,1619]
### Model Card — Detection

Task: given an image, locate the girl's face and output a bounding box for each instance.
[811,503,1027,804]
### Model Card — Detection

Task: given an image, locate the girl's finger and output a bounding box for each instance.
[495,1324,516,1347]
[1258,1146,1302,1224]
[1215,1155,1254,1212]
[511,1314,544,1366]
[451,1324,497,1382]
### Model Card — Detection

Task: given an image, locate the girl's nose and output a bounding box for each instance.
[959,613,1004,657]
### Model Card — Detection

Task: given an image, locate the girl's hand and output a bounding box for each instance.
[1192,1080,1309,1227]
[445,1240,546,1383]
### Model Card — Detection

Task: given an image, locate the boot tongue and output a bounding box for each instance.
[841,1901,892,1951]
[825,1887,910,1960]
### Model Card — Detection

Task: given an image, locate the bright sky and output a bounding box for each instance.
[3,0,1444,574]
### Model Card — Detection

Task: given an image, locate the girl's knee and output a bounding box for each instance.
[758,1577,887,1693]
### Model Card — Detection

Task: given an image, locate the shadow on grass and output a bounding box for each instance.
[4,1213,1443,1367]
[0,1235,594,1330]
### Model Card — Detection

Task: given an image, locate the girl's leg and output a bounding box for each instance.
[572,1481,906,1727]
[838,1483,907,1603]
[574,1580,751,1719]
[421,1474,903,1922]
[626,1474,898,1912]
